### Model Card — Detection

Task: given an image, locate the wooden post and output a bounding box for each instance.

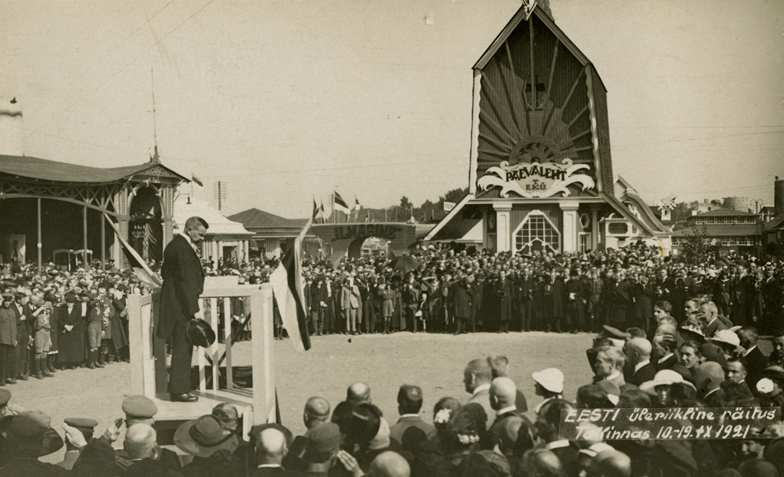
[83,206,89,270]
[252,284,276,424]
[101,213,106,270]
[223,298,233,390]
[37,198,42,271]
[128,291,164,398]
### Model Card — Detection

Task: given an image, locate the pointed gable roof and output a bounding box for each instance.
[473,5,608,93]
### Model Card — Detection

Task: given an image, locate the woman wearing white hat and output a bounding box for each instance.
[640,370,695,407]
[532,368,564,414]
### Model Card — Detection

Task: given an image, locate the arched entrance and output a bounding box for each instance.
[347,236,389,259]
[129,187,163,264]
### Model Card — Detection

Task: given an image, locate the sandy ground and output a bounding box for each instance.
[13,331,594,463]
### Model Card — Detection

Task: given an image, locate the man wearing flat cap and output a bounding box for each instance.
[158,216,209,403]
[389,385,436,447]
[58,417,97,470]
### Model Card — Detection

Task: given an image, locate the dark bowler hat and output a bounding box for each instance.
[64,417,98,440]
[187,319,216,348]
[122,395,158,419]
[174,415,239,458]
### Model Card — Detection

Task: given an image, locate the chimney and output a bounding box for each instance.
[775,176,784,218]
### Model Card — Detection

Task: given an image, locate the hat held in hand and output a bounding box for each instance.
[187,318,216,348]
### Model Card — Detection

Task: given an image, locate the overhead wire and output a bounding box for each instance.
[23,0,217,142]
[23,0,176,120]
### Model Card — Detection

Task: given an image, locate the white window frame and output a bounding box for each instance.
[513,210,561,254]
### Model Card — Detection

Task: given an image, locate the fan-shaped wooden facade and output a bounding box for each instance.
[426,5,670,253]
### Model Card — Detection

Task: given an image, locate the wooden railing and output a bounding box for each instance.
[128,283,277,425]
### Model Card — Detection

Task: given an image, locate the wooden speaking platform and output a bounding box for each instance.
[127,280,277,443]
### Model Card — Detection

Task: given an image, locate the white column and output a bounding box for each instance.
[494,203,513,253]
[560,203,580,253]
[591,205,600,250]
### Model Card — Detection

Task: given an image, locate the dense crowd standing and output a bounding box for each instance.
[291,242,784,339]
[2,245,784,475]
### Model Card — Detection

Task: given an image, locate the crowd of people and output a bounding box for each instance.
[294,242,784,339]
[4,308,784,476]
[2,243,784,475]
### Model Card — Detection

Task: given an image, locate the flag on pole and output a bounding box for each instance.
[354,195,361,212]
[320,200,330,222]
[103,214,162,288]
[269,213,313,352]
[333,191,351,214]
[191,173,204,187]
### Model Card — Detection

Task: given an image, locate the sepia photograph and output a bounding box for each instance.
[1,0,783,475]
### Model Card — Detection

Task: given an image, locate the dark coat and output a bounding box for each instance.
[450,280,473,319]
[56,303,84,363]
[495,278,513,322]
[157,234,205,341]
[629,362,658,387]
[550,277,564,318]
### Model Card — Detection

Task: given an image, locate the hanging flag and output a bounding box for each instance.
[103,214,162,288]
[191,173,204,187]
[354,196,361,212]
[443,201,456,212]
[269,215,313,352]
[313,200,325,223]
[321,200,330,221]
[333,191,351,214]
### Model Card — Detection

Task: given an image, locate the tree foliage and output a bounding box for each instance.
[680,226,716,265]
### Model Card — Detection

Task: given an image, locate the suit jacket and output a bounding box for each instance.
[629,362,658,387]
[157,234,205,341]
[389,415,437,447]
[340,284,361,310]
[702,318,728,338]
[744,346,766,387]
[468,387,494,431]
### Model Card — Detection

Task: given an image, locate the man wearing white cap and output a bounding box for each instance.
[532,368,564,413]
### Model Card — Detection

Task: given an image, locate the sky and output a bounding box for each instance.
[2,0,783,218]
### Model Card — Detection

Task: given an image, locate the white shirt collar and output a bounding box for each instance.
[658,353,673,364]
[743,345,757,357]
[634,360,650,373]
[399,414,420,419]
[704,388,720,399]
[257,464,282,468]
[472,383,490,397]
[181,232,193,246]
[496,405,517,416]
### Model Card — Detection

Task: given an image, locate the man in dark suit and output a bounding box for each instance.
[157,216,208,403]
[487,378,532,450]
[693,362,725,407]
[625,338,658,387]
[389,385,436,447]
[738,327,766,389]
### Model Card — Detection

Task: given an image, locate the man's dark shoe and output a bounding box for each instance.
[170,393,199,403]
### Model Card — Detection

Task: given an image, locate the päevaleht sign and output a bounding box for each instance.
[477,139,595,198]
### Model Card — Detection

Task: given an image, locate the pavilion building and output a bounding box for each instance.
[425,3,670,254]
